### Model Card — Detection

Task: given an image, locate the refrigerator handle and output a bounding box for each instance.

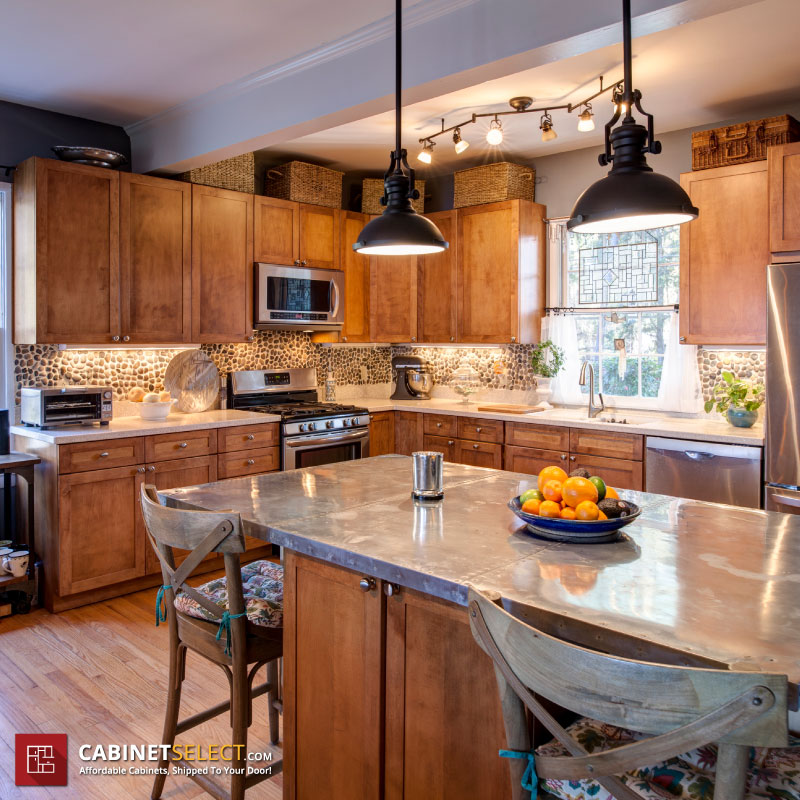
[771,493,800,508]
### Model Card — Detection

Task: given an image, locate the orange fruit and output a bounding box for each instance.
[538,500,562,518]
[560,507,577,520]
[560,499,568,508]
[562,477,599,509]
[521,498,541,515]
[605,486,619,500]
[542,479,563,503]
[598,510,608,520]
[537,465,568,492]
[575,500,600,521]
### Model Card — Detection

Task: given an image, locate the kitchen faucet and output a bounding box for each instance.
[579,361,605,418]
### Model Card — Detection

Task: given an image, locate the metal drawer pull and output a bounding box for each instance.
[384,583,401,597]
[99,452,109,458]
[473,443,479,449]
[246,459,255,466]
[448,440,454,445]
[137,467,145,473]
[569,455,576,461]
[436,422,442,428]
[179,442,188,448]
[246,434,255,440]
[560,454,567,461]
[476,426,482,433]
[359,577,376,592]
[148,465,156,472]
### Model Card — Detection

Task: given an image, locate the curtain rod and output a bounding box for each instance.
[545,304,679,314]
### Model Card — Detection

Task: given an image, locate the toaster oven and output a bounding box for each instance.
[20,387,113,429]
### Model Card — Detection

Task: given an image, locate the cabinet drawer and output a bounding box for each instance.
[423,413,458,437]
[59,437,144,474]
[569,428,643,461]
[145,429,218,462]
[217,446,280,479]
[219,423,279,453]
[505,421,570,451]
[569,453,643,491]
[422,434,458,462]
[455,440,503,469]
[504,446,569,476]
[457,416,503,443]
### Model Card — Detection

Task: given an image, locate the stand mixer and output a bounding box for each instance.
[391,355,434,400]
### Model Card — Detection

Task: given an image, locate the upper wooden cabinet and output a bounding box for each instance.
[418,210,458,343]
[370,254,418,342]
[769,141,800,257]
[191,184,254,343]
[254,195,339,268]
[120,173,191,344]
[679,163,769,345]
[339,211,371,342]
[457,199,546,344]
[14,157,120,344]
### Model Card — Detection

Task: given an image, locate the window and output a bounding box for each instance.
[0,183,11,411]
[550,221,680,407]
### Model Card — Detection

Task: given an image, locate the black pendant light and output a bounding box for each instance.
[568,0,698,233]
[353,0,448,255]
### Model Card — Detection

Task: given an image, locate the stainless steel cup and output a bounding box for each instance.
[411,451,444,499]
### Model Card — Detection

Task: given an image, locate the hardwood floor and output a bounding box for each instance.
[0,578,284,799]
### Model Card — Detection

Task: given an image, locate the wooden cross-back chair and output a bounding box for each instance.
[468,587,790,800]
[141,484,283,800]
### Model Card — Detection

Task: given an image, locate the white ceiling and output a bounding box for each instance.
[257,0,800,172]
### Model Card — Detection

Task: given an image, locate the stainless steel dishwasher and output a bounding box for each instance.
[645,437,762,508]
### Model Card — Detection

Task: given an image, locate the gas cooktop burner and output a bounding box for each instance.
[249,402,368,422]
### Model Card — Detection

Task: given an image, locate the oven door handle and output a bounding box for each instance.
[330,279,341,319]
[285,429,369,448]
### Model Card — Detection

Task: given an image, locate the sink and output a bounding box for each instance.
[536,408,656,426]
[592,414,652,426]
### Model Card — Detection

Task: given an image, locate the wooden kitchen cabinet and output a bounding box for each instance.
[370,251,419,342]
[423,413,458,438]
[369,411,395,456]
[191,184,254,342]
[254,195,298,265]
[570,453,643,491]
[14,157,120,344]
[145,428,218,462]
[394,411,424,455]
[422,434,458,462]
[418,210,458,343]
[120,173,191,343]
[457,199,546,344]
[217,446,280,479]
[455,440,503,469]
[505,445,568,476]
[569,428,643,461]
[339,211,371,342]
[298,204,339,268]
[679,163,769,345]
[769,141,800,257]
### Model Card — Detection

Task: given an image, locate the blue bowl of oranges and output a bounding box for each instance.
[508,464,640,543]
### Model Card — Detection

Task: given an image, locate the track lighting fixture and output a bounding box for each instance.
[486,117,503,146]
[577,104,595,132]
[453,128,469,154]
[540,112,557,142]
[417,140,434,164]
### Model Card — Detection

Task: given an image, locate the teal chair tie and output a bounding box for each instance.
[155,585,172,627]
[499,749,537,797]
[216,610,247,656]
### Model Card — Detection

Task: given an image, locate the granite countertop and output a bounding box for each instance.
[162,456,800,688]
[354,397,764,445]
[10,409,281,445]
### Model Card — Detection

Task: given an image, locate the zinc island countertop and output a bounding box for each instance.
[161,455,800,694]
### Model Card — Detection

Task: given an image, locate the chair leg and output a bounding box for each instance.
[714,742,750,800]
[267,659,280,745]
[230,662,249,800]
[152,642,186,800]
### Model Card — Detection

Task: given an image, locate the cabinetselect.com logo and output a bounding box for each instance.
[15,734,68,786]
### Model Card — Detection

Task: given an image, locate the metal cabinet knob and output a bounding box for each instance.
[247,335,254,342]
[179,442,188,448]
[569,455,576,462]
[246,459,255,466]
[450,337,455,342]
[112,336,120,342]
[411,336,416,342]
[99,452,109,458]
[342,336,348,342]
[679,336,687,343]
[302,259,308,266]
[294,259,300,265]
[137,467,145,473]
[123,335,130,342]
[359,577,376,592]
[148,465,156,472]
[246,434,255,440]
[436,422,442,428]
[476,426,482,433]
[511,336,516,343]
[384,583,401,597]
[560,454,567,461]
[447,440,454,446]
[473,443,479,449]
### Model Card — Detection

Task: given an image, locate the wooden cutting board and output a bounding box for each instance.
[475,404,545,414]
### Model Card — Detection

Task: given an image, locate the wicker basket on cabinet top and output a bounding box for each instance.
[361,177,425,215]
[453,161,535,208]
[179,153,256,194]
[264,161,343,208]
[691,115,800,171]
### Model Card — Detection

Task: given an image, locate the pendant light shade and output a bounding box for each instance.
[353,0,447,256]
[567,0,698,234]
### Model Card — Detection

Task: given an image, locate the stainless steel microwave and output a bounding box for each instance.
[254,264,344,331]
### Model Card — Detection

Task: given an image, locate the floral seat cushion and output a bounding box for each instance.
[174,560,283,629]
[536,717,800,800]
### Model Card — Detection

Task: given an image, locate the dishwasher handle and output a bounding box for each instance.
[684,451,715,461]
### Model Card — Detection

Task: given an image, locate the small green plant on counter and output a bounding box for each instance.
[530,340,564,379]
[704,371,764,416]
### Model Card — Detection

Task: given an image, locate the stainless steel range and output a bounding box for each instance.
[227,368,370,470]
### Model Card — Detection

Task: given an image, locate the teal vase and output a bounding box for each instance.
[726,408,758,428]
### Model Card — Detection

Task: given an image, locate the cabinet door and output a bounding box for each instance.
[394,411,423,455]
[504,445,569,475]
[569,453,643,491]
[457,416,503,444]
[120,173,191,343]
[370,247,418,342]
[418,210,457,343]
[58,465,145,595]
[299,205,339,269]
[457,201,518,343]
[339,211,371,342]
[144,455,219,575]
[369,411,395,456]
[679,163,769,345]
[284,552,384,800]
[385,587,511,800]
[569,428,643,461]
[191,185,254,342]
[17,158,120,344]
[218,423,279,453]
[423,413,458,438]
[253,195,298,266]
[217,446,281,479]
[145,429,218,462]
[422,434,457,462]
[455,440,503,469]
[505,422,570,451]
[769,141,800,256]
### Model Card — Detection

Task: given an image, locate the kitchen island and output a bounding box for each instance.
[162,455,800,800]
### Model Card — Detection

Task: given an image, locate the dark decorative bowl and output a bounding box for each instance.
[508,496,641,544]
[51,146,127,169]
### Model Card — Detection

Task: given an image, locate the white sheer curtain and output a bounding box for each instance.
[542,314,584,405]
[657,312,703,413]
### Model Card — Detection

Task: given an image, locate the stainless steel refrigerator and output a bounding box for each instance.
[765,262,800,512]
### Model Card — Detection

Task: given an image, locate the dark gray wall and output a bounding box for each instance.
[0,99,131,180]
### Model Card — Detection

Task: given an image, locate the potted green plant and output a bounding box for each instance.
[530,340,564,409]
[703,370,764,428]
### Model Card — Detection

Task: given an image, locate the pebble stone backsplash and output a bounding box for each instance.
[698,349,766,398]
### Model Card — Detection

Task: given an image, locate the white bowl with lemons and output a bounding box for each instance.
[128,388,175,421]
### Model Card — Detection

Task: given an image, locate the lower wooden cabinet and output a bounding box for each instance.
[369,411,395,456]
[456,440,503,469]
[569,453,643,491]
[283,551,510,800]
[505,445,568,476]
[423,434,457,462]
[217,446,280,479]
[394,411,424,455]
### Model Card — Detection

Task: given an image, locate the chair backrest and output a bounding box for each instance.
[468,586,789,799]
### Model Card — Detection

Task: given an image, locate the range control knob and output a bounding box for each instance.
[343,418,350,427]
[309,422,317,431]
[326,420,334,429]
[299,423,307,432]
[350,418,359,426]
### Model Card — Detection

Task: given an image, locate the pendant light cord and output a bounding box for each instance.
[395,0,402,173]
[622,0,633,117]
